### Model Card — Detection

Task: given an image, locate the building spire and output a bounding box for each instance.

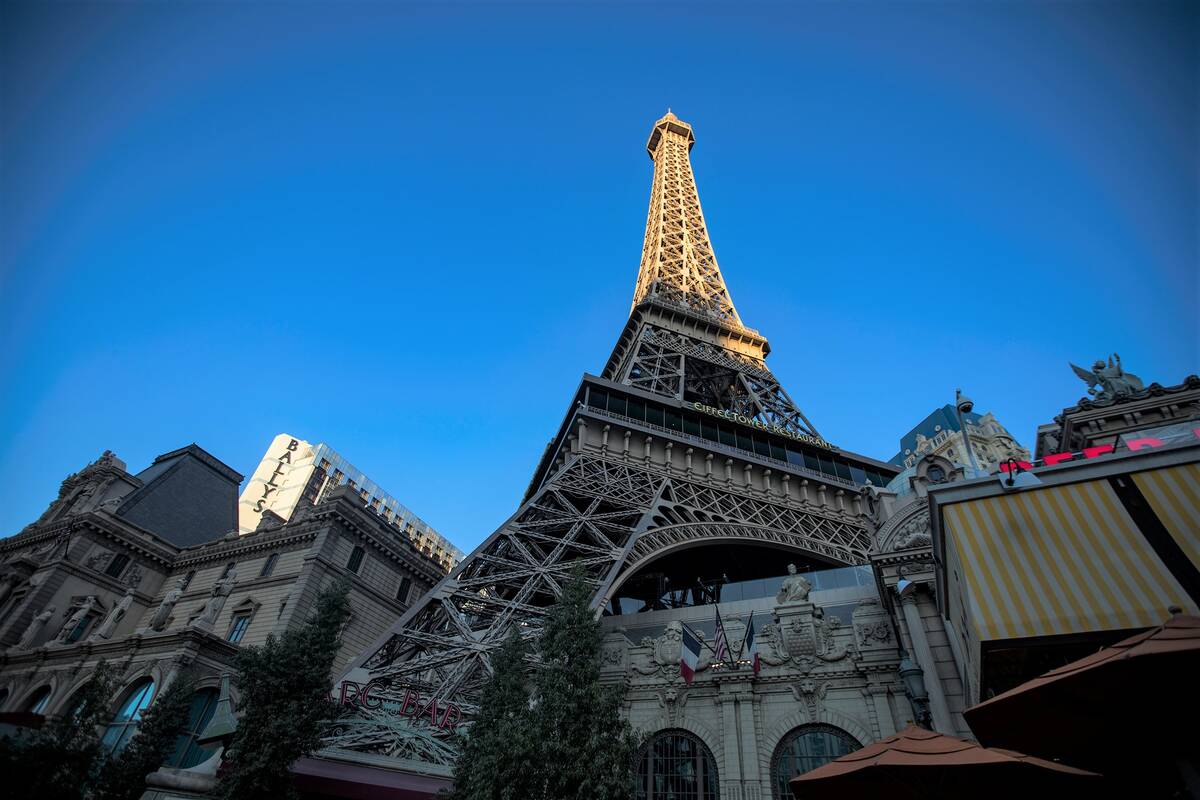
[631,112,743,327]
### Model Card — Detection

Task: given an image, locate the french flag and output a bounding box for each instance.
[744,612,760,675]
[680,625,702,684]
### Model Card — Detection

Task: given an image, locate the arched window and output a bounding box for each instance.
[347,545,365,574]
[770,724,860,799]
[102,679,156,756]
[26,685,52,714]
[634,729,719,800]
[165,688,219,769]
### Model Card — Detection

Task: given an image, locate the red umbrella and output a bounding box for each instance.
[965,613,1200,771]
[789,724,1099,800]
[964,613,1200,794]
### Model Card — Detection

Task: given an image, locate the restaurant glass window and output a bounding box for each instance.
[683,415,701,437]
[718,425,736,448]
[588,389,608,411]
[628,399,646,422]
[165,688,219,769]
[608,394,627,417]
[770,724,859,800]
[26,685,52,714]
[102,679,156,756]
[646,405,665,428]
[665,410,682,432]
[635,729,719,800]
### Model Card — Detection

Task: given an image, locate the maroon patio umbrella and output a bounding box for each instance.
[964,612,1200,794]
[965,613,1200,771]
[788,724,1099,800]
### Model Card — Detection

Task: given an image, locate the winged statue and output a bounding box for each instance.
[1070,353,1145,402]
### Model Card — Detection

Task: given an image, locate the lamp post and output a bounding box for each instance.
[954,388,983,475]
[898,653,932,728]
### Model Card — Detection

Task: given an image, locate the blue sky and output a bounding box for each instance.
[2,1,1196,552]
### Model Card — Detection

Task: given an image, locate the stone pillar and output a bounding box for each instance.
[705,453,714,478]
[601,424,610,452]
[763,469,772,495]
[622,430,631,457]
[685,447,694,475]
[781,474,791,502]
[665,441,674,470]
[898,589,955,734]
[799,479,809,503]
[867,684,897,737]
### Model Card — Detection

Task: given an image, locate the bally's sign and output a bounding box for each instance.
[690,402,836,452]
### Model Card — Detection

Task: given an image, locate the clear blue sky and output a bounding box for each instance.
[2,1,1196,552]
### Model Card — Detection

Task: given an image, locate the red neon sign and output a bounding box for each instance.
[334,680,463,731]
[999,427,1200,473]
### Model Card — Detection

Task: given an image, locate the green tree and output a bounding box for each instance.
[93,670,198,800]
[448,627,537,800]
[528,564,638,800]
[0,661,117,800]
[215,579,351,800]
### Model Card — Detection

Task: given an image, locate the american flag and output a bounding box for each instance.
[713,608,730,662]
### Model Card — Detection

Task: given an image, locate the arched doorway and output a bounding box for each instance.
[769,724,860,799]
[634,728,719,800]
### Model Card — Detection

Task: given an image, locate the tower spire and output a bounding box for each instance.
[632,112,743,327]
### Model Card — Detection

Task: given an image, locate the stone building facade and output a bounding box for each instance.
[0,442,449,774]
[890,403,1028,474]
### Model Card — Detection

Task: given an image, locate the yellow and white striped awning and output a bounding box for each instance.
[944,472,1199,642]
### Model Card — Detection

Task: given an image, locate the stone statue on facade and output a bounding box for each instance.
[148,578,186,631]
[16,606,55,649]
[0,573,16,606]
[776,563,812,604]
[189,568,237,628]
[1071,354,1145,402]
[91,588,135,640]
[55,596,98,643]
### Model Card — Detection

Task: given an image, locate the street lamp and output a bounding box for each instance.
[954,388,983,476]
[898,653,932,728]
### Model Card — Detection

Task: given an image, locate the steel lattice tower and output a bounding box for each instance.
[327,113,896,763]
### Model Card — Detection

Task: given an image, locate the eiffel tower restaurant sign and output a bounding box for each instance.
[690,401,836,451]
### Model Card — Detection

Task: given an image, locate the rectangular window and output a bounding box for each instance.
[665,410,682,432]
[347,546,365,574]
[588,389,608,411]
[785,446,805,467]
[607,394,626,417]
[769,442,787,462]
[628,398,645,422]
[718,426,736,448]
[803,452,820,472]
[105,553,131,578]
[646,405,664,427]
[818,456,836,478]
[259,553,279,578]
[849,466,867,485]
[753,436,771,458]
[683,414,701,437]
[736,431,754,452]
[396,576,412,604]
[834,460,852,480]
[700,418,719,442]
[227,614,251,644]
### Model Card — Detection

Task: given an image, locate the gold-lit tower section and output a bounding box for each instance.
[632,112,743,327]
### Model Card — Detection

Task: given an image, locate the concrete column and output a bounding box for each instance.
[898,589,955,734]
[601,424,610,452]
[781,474,791,502]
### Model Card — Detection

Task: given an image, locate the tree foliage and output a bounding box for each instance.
[0,661,117,800]
[450,565,638,800]
[448,628,536,800]
[94,670,198,800]
[215,579,351,800]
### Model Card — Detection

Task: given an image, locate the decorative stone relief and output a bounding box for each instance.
[656,686,689,725]
[812,607,849,662]
[123,564,144,588]
[86,549,113,572]
[792,678,828,721]
[757,622,791,666]
[633,621,709,678]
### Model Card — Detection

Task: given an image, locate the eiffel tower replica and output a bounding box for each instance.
[330,112,898,762]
